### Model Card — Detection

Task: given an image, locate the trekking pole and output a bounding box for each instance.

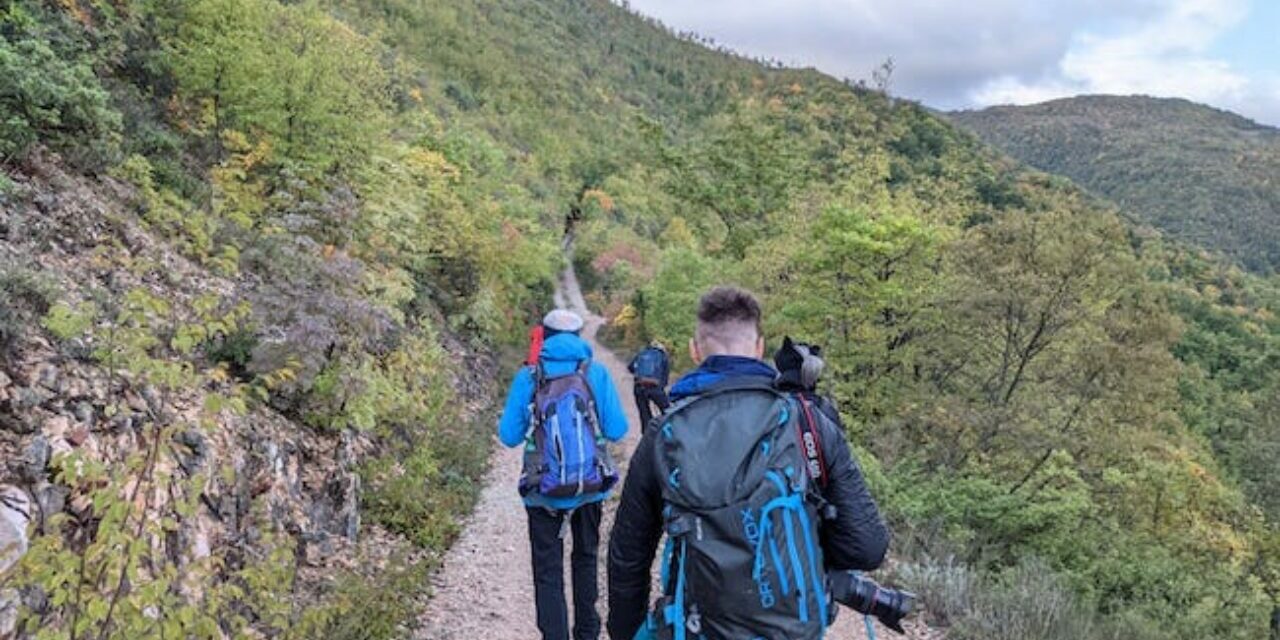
[864,613,877,640]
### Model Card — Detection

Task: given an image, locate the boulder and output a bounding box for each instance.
[18,435,50,483]
[31,362,60,392]
[174,429,208,475]
[32,483,68,528]
[0,486,31,574]
[64,376,90,401]
[13,387,51,410]
[42,414,70,440]
[0,587,16,637]
[72,401,94,428]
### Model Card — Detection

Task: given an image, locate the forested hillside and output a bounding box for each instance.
[952,95,1280,273]
[1,2,1277,640]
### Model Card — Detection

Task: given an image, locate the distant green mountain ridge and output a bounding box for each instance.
[952,95,1280,273]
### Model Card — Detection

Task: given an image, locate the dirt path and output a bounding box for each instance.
[415,260,923,640]
[415,260,643,640]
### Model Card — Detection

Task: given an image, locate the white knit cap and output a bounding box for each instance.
[542,309,585,333]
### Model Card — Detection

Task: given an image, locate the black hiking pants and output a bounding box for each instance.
[527,502,603,640]
[632,384,670,430]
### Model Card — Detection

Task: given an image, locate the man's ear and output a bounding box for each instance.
[753,334,765,359]
[688,337,702,364]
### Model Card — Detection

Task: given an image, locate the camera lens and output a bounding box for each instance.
[829,571,916,634]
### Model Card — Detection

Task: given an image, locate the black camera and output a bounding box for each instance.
[774,336,823,392]
[829,570,916,634]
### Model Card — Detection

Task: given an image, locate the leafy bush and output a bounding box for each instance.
[288,560,429,640]
[361,432,488,549]
[895,557,1167,640]
[204,325,259,380]
[361,448,473,550]
[0,261,57,353]
[0,4,121,167]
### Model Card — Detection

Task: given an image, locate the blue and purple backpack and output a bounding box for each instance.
[519,359,618,498]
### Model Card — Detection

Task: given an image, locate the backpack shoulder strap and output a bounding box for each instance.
[572,358,600,409]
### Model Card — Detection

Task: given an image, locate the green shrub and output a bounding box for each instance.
[0,262,58,353]
[290,559,428,640]
[0,5,122,167]
[358,352,493,550]
[361,445,482,551]
[204,325,259,379]
[895,556,1177,640]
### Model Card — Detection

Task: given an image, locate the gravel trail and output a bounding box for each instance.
[415,260,928,640]
[415,260,642,640]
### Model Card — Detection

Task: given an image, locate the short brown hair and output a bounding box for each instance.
[695,286,762,352]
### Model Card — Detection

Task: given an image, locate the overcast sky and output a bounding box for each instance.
[624,0,1280,126]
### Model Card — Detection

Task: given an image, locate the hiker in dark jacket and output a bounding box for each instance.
[499,309,629,640]
[627,341,670,428]
[606,287,889,640]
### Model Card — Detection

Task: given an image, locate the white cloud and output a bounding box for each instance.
[626,0,1159,106]
[971,0,1276,122]
[624,0,1280,125]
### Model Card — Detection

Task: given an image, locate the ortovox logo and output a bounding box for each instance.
[742,509,759,544]
[758,576,776,608]
[743,509,776,608]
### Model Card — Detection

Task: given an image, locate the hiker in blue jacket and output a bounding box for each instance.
[498,308,628,640]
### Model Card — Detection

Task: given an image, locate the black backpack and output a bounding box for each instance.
[643,379,830,640]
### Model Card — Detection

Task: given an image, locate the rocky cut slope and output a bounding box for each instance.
[0,149,501,638]
[0,0,557,635]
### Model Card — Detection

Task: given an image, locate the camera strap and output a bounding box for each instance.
[793,392,830,489]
